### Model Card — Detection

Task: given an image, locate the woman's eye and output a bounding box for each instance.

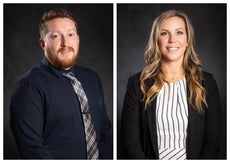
[177,31,183,35]
[160,32,168,36]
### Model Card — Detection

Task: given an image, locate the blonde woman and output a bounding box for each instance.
[121,10,221,159]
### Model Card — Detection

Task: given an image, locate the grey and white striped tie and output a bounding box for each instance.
[63,72,99,159]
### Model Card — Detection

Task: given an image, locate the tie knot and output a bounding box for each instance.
[63,72,76,81]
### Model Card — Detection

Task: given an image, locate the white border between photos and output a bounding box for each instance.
[1,0,229,161]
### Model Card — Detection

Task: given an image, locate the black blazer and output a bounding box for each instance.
[121,71,221,159]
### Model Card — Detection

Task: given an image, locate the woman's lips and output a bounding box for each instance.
[167,47,179,51]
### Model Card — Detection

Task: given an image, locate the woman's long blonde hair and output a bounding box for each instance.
[140,10,207,112]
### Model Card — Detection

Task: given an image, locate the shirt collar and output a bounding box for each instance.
[41,57,73,78]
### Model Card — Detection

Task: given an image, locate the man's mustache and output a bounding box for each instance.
[58,47,74,53]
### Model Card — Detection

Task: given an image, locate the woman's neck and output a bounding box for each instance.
[161,61,185,82]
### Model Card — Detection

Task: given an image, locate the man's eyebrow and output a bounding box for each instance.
[67,28,77,32]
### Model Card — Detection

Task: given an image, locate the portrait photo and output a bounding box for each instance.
[117,4,226,159]
[4,4,113,159]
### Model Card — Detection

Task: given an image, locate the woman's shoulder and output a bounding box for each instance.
[128,71,155,88]
[202,71,219,90]
[125,71,143,90]
[202,71,215,81]
[202,71,213,78]
[128,71,142,81]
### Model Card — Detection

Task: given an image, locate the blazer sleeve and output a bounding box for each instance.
[199,73,222,158]
[10,79,54,159]
[121,75,146,159]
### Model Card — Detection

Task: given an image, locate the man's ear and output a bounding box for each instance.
[39,38,45,50]
[77,34,80,44]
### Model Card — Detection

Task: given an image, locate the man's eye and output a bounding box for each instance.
[51,34,60,39]
[68,33,75,37]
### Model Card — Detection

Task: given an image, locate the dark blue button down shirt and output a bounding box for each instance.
[10,58,112,159]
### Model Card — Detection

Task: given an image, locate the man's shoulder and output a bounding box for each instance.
[73,65,97,74]
[16,64,47,85]
[72,65,100,80]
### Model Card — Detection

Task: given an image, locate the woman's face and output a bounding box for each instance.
[158,16,188,63]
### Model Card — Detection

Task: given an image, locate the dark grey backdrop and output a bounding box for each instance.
[4,4,113,159]
[117,4,226,159]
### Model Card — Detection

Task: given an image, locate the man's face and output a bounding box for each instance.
[40,18,79,70]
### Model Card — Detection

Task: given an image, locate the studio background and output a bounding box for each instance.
[117,4,226,159]
[4,4,113,159]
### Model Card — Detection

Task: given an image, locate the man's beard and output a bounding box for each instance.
[45,46,79,70]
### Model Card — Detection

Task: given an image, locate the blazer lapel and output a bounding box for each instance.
[186,88,205,159]
[146,99,159,158]
[145,78,159,158]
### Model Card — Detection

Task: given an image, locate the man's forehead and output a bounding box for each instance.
[45,18,77,31]
[46,18,76,26]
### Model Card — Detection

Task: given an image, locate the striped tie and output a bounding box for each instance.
[63,72,99,159]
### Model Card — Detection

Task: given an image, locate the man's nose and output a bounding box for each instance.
[60,36,66,47]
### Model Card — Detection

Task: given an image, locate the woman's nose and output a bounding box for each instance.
[168,34,176,43]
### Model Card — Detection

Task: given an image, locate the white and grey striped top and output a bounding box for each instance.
[156,78,188,160]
